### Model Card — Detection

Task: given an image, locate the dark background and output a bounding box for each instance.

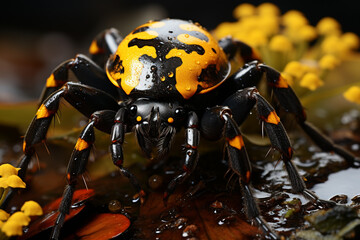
[0,0,359,101]
[2,0,359,37]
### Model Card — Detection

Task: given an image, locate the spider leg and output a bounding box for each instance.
[223,88,336,207]
[164,111,200,204]
[39,27,122,104]
[223,57,359,166]
[89,28,123,67]
[219,37,261,63]
[50,109,116,240]
[39,54,119,104]
[257,63,360,167]
[110,108,146,203]
[40,28,122,103]
[220,36,359,166]
[0,83,118,209]
[201,106,278,239]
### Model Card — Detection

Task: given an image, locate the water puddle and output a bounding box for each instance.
[312,167,360,203]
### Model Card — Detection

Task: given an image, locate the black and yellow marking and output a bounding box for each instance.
[275,75,289,88]
[22,141,27,153]
[74,138,91,151]
[46,74,66,88]
[106,19,230,99]
[245,170,251,184]
[227,135,245,150]
[263,111,280,125]
[89,40,104,55]
[36,104,55,119]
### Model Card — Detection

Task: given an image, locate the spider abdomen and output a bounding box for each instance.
[106,19,230,100]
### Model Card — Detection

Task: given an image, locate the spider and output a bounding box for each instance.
[3,19,359,239]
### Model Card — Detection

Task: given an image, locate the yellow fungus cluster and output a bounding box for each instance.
[0,164,26,208]
[0,164,25,189]
[0,164,27,214]
[299,72,324,91]
[0,201,43,237]
[214,2,360,99]
[0,164,43,238]
[281,60,324,90]
[344,86,360,104]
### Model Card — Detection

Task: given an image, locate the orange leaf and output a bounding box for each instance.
[20,189,95,239]
[72,213,130,240]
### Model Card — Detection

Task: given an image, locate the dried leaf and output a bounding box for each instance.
[20,189,94,239]
[68,213,130,240]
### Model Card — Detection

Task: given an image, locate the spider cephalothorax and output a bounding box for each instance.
[128,99,186,160]
[3,19,359,240]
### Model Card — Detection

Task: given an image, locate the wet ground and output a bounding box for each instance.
[0,103,359,239]
[0,54,359,240]
[0,3,360,238]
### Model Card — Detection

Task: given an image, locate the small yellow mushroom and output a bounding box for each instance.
[298,25,317,41]
[1,220,23,237]
[282,10,308,29]
[0,175,26,189]
[245,30,268,47]
[319,54,340,70]
[0,178,8,188]
[257,3,280,16]
[341,32,360,50]
[21,200,43,217]
[258,15,280,36]
[0,164,21,178]
[0,209,10,221]
[283,61,305,79]
[233,3,255,19]
[321,35,348,56]
[300,72,324,90]
[269,35,293,52]
[6,212,31,226]
[240,15,260,33]
[317,17,341,36]
[344,86,360,104]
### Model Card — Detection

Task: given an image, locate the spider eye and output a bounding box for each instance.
[129,105,137,116]
[174,107,185,118]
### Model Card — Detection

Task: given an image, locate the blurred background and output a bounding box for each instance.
[1,0,359,102]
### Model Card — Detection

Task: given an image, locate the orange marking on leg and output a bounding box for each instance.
[228,135,245,150]
[46,74,65,88]
[46,74,57,87]
[288,147,293,159]
[89,40,104,55]
[36,104,55,119]
[22,141,26,153]
[75,138,90,151]
[276,75,289,88]
[246,170,251,183]
[264,111,280,125]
